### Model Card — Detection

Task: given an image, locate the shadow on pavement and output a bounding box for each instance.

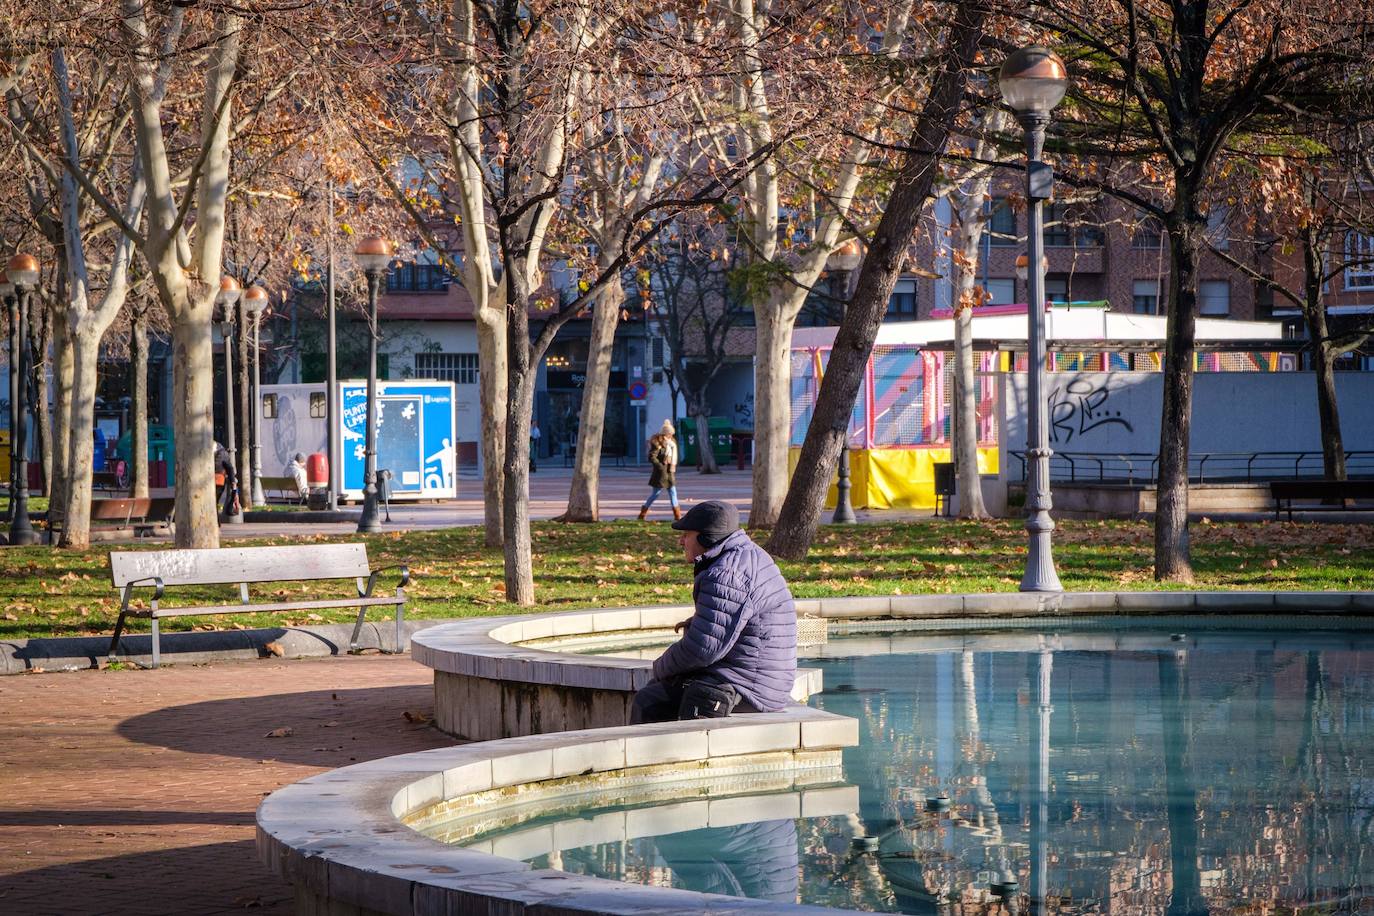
[0,839,292,915]
[115,684,448,766]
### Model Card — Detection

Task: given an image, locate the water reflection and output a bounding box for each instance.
[443,631,1374,913]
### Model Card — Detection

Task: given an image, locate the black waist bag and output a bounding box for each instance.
[678,678,741,720]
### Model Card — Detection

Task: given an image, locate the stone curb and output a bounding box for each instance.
[257,709,862,916]
[0,617,462,675]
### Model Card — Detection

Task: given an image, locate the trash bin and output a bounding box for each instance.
[306,452,329,489]
[933,462,955,517]
[677,416,735,465]
[92,428,107,472]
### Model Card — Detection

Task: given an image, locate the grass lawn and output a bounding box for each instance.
[0,517,1371,641]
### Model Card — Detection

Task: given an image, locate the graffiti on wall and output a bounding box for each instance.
[1049,378,1134,443]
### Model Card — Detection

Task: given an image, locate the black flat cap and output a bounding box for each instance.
[671,499,740,547]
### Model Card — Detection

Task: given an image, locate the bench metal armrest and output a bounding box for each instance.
[125,575,166,602]
[363,564,410,596]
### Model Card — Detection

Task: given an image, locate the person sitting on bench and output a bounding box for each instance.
[630,500,797,723]
[287,453,309,500]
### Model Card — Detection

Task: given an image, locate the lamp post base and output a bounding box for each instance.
[832,445,857,524]
[357,491,383,533]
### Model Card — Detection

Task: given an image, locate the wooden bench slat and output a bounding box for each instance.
[148,596,403,619]
[110,543,370,587]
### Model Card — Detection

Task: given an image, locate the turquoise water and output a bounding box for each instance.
[442,628,1374,913]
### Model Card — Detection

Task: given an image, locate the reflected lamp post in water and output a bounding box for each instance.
[244,285,269,508]
[355,236,393,534]
[217,276,243,523]
[999,46,1068,593]
[6,253,41,546]
[828,239,862,524]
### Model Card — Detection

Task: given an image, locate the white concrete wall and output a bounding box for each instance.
[1005,371,1374,456]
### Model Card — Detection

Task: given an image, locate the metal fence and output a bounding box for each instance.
[1008,450,1374,484]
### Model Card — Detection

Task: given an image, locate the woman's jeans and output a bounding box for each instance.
[641,485,679,511]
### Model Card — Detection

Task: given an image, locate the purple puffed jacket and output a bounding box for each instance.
[651,529,798,712]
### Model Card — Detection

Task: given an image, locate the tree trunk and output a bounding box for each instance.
[60,327,101,548]
[767,1,987,559]
[476,307,507,546]
[563,281,624,521]
[1302,237,1346,481]
[48,315,74,533]
[750,298,792,527]
[171,310,221,547]
[131,311,149,498]
[33,307,53,496]
[236,297,252,507]
[1153,215,1202,581]
[693,402,719,474]
[951,302,988,518]
[502,311,535,606]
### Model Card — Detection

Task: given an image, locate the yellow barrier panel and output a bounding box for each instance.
[788,446,999,510]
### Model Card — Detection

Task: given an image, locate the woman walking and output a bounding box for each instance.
[639,419,681,521]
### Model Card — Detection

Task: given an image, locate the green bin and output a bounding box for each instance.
[676,416,734,465]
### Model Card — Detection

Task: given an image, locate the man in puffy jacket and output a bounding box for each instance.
[630,500,797,723]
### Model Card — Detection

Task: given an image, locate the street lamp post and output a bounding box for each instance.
[1000,46,1068,593]
[1,270,16,527]
[355,237,393,534]
[325,179,339,511]
[7,253,41,546]
[217,277,243,524]
[828,240,862,525]
[245,285,269,508]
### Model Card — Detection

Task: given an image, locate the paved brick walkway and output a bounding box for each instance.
[0,655,452,915]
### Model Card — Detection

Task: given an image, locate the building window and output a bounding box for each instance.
[414,352,479,384]
[262,393,278,419]
[386,262,450,293]
[309,392,326,418]
[1199,280,1230,316]
[1132,216,1164,249]
[1132,280,1160,314]
[1346,231,1374,289]
[1044,204,1103,247]
[1206,206,1231,251]
[1044,279,1069,304]
[982,278,1016,305]
[887,278,917,317]
[983,198,1017,247]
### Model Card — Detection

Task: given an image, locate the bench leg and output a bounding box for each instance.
[109,612,128,659]
[395,596,406,654]
[349,604,368,654]
[151,617,161,668]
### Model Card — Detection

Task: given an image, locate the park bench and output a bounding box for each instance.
[49,495,177,543]
[259,475,307,504]
[1270,479,1374,521]
[107,543,409,667]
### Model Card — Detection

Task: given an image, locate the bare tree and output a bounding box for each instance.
[767,0,989,560]
[1039,0,1373,580]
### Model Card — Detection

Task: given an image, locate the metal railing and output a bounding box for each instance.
[1008,450,1374,485]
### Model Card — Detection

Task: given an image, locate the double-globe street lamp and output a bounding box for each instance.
[216,276,244,523]
[244,285,269,508]
[355,236,394,534]
[999,46,1069,593]
[5,253,41,545]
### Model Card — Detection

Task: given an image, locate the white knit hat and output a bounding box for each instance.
[659,419,675,436]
